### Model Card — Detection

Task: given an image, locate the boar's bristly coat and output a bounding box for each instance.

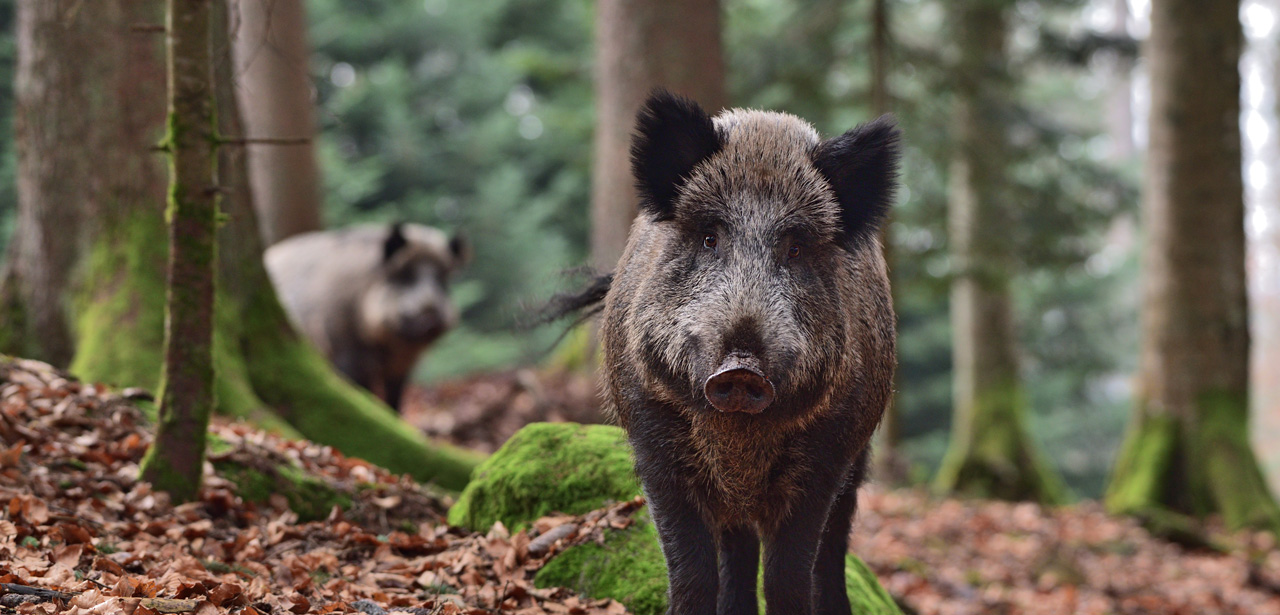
[601,91,898,615]
[265,223,468,412]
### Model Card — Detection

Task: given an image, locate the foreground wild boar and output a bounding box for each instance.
[583,91,898,615]
[265,223,468,411]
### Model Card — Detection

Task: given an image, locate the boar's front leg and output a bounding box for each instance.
[383,374,407,413]
[645,486,718,615]
[762,470,847,615]
[812,450,870,615]
[630,413,719,615]
[718,526,759,615]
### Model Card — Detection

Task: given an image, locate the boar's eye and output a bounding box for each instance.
[787,244,802,260]
[703,234,718,250]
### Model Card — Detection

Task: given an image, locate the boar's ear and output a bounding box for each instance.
[383,223,409,262]
[811,115,901,246]
[448,232,471,266]
[630,90,723,221]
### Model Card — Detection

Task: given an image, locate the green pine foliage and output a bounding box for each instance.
[308,0,594,380]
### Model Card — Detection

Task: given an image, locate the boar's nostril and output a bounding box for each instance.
[703,357,775,414]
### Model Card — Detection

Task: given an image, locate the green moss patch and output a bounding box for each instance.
[215,457,351,522]
[448,423,640,531]
[534,514,668,615]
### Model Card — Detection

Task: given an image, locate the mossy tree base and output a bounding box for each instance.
[934,386,1068,504]
[452,422,902,615]
[1107,393,1280,534]
[214,457,352,522]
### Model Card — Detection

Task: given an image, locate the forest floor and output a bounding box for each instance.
[1,360,1279,615]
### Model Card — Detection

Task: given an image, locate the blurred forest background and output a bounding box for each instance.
[0,0,1277,504]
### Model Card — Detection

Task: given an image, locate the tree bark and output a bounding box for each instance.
[868,0,906,484]
[1105,0,1135,161]
[139,0,218,502]
[1254,0,1280,498]
[590,0,727,271]
[933,0,1066,504]
[2,0,480,491]
[0,0,164,364]
[229,0,322,245]
[1106,0,1280,531]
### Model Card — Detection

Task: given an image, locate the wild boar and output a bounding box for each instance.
[264,223,468,412]
[561,91,899,615]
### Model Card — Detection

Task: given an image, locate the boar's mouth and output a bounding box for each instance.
[703,355,775,414]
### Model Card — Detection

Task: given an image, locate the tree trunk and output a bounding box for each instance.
[0,0,163,364]
[2,0,480,491]
[229,0,323,245]
[868,0,906,484]
[1106,0,1280,531]
[933,0,1066,504]
[139,0,218,502]
[590,0,727,272]
[1106,0,1135,161]
[1254,0,1280,498]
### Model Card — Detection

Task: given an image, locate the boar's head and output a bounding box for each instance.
[358,223,469,347]
[623,91,899,420]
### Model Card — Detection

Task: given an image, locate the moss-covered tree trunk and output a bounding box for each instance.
[933,0,1066,504]
[1105,0,1280,532]
[139,0,218,502]
[0,0,162,364]
[590,0,727,271]
[2,0,480,491]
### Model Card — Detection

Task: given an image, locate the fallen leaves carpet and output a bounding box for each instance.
[4,359,1280,615]
[0,359,632,615]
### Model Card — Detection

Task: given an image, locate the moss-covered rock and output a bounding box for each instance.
[451,422,903,615]
[534,513,667,615]
[448,423,640,531]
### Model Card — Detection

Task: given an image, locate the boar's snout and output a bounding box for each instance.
[703,355,775,414]
[400,308,447,342]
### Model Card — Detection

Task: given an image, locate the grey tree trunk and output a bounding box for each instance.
[933,0,1066,503]
[1106,0,1280,531]
[590,0,727,271]
[230,0,322,245]
[140,0,218,502]
[868,0,906,484]
[1255,0,1280,496]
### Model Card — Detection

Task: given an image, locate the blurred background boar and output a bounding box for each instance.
[588,91,898,615]
[265,223,469,412]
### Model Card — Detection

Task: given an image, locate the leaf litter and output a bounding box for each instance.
[0,358,631,615]
[4,357,1280,615]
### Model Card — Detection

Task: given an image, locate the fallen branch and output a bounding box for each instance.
[527,522,579,556]
[0,583,73,601]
